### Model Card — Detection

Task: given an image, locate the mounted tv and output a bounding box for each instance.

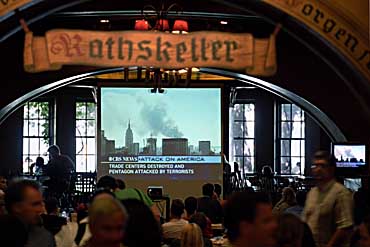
[331,142,368,177]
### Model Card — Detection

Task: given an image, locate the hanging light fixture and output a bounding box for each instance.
[134,2,188,33]
[134,19,150,30]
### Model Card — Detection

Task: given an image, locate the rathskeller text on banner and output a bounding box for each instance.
[24,30,278,76]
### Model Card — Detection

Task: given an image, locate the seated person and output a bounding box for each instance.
[162,199,188,242]
[30,157,46,176]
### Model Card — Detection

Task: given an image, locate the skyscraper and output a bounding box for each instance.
[125,120,133,154]
[147,137,157,155]
[199,141,211,155]
[162,138,188,155]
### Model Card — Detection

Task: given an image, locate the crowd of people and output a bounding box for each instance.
[0,150,369,247]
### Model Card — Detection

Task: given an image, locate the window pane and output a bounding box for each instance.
[86,155,96,172]
[292,121,303,138]
[40,140,49,156]
[245,122,254,138]
[244,104,255,121]
[86,103,96,119]
[281,140,291,156]
[76,120,87,137]
[76,137,86,155]
[281,122,292,138]
[243,156,254,173]
[28,103,38,119]
[292,105,303,121]
[29,120,38,136]
[232,139,243,156]
[76,155,86,172]
[23,120,29,136]
[244,139,254,156]
[23,138,30,154]
[24,104,30,119]
[38,120,48,136]
[76,102,86,119]
[291,140,303,156]
[281,157,290,174]
[38,102,49,119]
[232,122,243,138]
[23,155,32,173]
[291,157,302,175]
[87,138,96,155]
[281,104,291,121]
[87,120,95,136]
[232,104,244,121]
[29,138,40,155]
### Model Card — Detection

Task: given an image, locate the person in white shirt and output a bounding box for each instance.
[302,150,353,247]
[162,199,188,241]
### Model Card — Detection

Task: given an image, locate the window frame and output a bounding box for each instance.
[22,100,53,174]
[276,103,305,175]
[75,101,97,173]
[229,102,256,176]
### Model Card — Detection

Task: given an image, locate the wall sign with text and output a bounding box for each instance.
[24,30,278,76]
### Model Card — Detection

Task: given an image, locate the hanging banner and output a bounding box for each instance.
[24,30,278,76]
[0,0,31,16]
[263,0,370,81]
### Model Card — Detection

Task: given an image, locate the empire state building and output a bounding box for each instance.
[125,120,133,154]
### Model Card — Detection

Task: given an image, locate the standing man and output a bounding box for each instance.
[303,150,353,247]
[223,191,277,247]
[4,179,55,247]
[45,145,75,199]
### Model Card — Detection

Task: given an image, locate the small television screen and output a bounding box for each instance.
[332,143,367,168]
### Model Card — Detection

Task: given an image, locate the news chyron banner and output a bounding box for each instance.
[100,155,222,180]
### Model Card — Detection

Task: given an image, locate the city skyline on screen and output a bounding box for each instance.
[101,88,221,154]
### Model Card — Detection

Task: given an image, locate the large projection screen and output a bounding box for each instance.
[99,87,222,199]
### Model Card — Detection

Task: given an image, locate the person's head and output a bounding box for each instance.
[295,190,306,207]
[224,191,277,247]
[35,157,44,166]
[0,176,7,191]
[116,179,126,190]
[90,188,116,203]
[214,184,222,198]
[45,197,59,215]
[202,183,214,197]
[311,150,336,183]
[121,199,161,247]
[281,187,296,205]
[180,223,204,247]
[170,199,185,219]
[97,175,118,192]
[184,196,197,216]
[4,179,45,225]
[277,213,304,247]
[262,165,273,177]
[47,145,61,160]
[89,196,127,247]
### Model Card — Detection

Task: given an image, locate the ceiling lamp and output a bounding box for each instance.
[135,2,188,33]
[135,19,150,30]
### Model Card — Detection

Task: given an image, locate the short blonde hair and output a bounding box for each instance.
[180,223,204,247]
[89,196,127,227]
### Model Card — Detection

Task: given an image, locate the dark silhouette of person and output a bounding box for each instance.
[30,157,45,176]
[197,183,223,224]
[44,145,75,199]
